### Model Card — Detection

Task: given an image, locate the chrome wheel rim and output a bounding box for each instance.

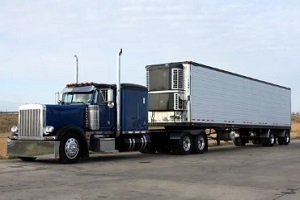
[65,138,79,159]
[197,136,205,151]
[183,136,192,152]
[286,134,290,143]
[270,134,275,144]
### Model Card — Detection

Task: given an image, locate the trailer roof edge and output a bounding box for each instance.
[146,61,291,91]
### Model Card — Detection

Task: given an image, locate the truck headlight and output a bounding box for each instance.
[10,126,18,135]
[43,126,54,135]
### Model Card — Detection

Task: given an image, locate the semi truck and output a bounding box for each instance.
[8,50,291,163]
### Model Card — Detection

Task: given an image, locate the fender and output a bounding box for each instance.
[276,129,290,138]
[260,129,271,138]
[169,129,205,140]
[56,125,89,159]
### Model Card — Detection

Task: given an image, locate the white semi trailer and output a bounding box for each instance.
[144,61,291,154]
[8,57,291,163]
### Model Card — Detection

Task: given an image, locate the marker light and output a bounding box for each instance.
[66,82,94,87]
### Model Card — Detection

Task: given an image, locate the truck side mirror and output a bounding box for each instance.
[107,89,114,108]
[107,89,114,102]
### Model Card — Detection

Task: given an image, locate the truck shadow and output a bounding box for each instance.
[31,142,292,165]
[31,152,155,165]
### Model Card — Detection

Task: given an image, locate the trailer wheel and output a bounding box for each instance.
[252,138,261,145]
[59,133,81,164]
[177,133,192,154]
[262,132,275,147]
[233,138,246,146]
[278,132,290,145]
[192,133,207,154]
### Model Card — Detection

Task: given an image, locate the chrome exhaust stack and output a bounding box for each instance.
[116,48,122,138]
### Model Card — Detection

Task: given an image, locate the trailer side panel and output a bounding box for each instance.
[189,64,291,128]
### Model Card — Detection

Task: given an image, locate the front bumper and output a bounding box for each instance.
[7,139,60,159]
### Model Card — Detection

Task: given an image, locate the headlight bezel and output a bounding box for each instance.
[10,126,18,134]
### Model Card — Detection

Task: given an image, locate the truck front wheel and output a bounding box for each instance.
[59,133,81,164]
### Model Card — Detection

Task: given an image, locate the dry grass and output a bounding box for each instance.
[0,114,17,158]
[0,113,300,157]
[291,115,300,138]
[0,114,17,135]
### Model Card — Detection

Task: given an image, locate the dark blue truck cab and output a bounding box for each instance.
[8,82,149,163]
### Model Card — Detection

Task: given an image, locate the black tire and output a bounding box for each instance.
[252,138,261,145]
[177,133,193,155]
[262,132,275,147]
[233,138,246,146]
[19,157,37,162]
[59,133,82,164]
[233,138,239,146]
[278,132,290,145]
[192,133,207,154]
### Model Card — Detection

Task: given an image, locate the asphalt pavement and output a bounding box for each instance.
[0,140,300,200]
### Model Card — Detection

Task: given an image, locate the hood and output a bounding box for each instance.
[45,104,87,133]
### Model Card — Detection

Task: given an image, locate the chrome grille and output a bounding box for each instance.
[19,105,44,139]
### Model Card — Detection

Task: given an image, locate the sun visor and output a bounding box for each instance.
[62,85,96,93]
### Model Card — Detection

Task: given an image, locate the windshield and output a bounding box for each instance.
[62,92,93,104]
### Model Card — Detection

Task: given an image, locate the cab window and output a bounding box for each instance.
[97,89,108,104]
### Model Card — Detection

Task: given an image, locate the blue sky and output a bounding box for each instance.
[0,0,300,112]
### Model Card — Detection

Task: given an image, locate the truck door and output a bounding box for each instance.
[96,88,115,131]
